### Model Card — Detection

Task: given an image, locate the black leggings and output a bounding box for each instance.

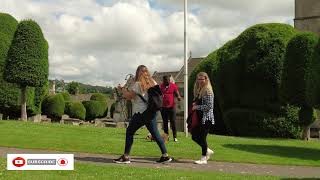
[191,125,209,156]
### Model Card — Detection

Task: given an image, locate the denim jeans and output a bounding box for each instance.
[124,112,167,155]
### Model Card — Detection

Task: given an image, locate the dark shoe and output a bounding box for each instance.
[113,155,130,164]
[156,156,172,163]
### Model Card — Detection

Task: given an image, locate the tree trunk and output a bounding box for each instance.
[21,86,27,121]
[299,105,313,141]
[303,125,311,141]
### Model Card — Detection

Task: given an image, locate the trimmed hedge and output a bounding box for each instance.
[65,102,86,120]
[42,94,65,118]
[306,37,320,108]
[281,32,319,129]
[82,100,107,120]
[60,92,71,101]
[90,93,107,101]
[190,23,307,138]
[5,19,49,87]
[281,32,319,107]
[0,13,19,116]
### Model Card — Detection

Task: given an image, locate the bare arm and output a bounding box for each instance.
[117,86,136,100]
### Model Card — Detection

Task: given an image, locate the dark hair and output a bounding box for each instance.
[163,75,169,82]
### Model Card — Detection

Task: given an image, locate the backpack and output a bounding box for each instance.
[137,85,163,112]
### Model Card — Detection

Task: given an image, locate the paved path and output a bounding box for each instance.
[1,146,320,178]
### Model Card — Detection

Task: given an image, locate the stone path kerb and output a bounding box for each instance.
[1,147,320,178]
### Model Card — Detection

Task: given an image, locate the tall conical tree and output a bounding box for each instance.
[4,20,49,121]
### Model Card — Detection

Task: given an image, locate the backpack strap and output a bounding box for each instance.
[137,94,148,104]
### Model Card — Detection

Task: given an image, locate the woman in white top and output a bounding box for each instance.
[113,65,172,164]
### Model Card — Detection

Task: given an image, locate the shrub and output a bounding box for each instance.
[65,102,86,120]
[4,19,48,120]
[42,94,65,119]
[82,100,107,120]
[60,92,71,101]
[306,38,320,108]
[191,23,302,137]
[90,93,107,101]
[5,20,49,87]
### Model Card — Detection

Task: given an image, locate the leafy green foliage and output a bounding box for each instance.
[60,92,71,101]
[65,101,86,120]
[42,94,65,118]
[190,23,307,138]
[66,81,80,95]
[82,100,107,120]
[4,20,48,87]
[90,93,107,101]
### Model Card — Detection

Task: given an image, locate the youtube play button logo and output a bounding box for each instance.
[12,157,26,167]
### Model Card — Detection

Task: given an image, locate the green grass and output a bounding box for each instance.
[0,158,282,180]
[0,120,319,167]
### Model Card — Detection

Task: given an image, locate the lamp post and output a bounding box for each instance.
[184,0,188,137]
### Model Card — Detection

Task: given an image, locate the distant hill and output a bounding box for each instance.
[49,79,113,94]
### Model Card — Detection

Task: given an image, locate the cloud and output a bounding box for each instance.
[0,0,294,86]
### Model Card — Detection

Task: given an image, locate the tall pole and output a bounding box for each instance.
[184,0,188,137]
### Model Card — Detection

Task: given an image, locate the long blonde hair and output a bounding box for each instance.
[193,72,213,100]
[135,65,156,93]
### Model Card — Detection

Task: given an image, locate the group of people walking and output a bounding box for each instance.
[114,65,214,165]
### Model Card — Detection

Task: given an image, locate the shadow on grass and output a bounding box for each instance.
[281,178,320,180]
[223,144,320,161]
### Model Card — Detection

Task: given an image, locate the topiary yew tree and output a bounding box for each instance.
[4,20,48,121]
[281,32,319,140]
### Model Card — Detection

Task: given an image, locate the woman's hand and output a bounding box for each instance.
[192,102,197,111]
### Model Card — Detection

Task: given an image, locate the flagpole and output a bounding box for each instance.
[184,0,188,137]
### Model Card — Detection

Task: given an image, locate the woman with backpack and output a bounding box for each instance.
[113,65,172,164]
[190,72,215,165]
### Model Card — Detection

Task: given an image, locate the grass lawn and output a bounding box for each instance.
[0,120,319,166]
[0,158,282,180]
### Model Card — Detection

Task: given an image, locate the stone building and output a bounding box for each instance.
[295,0,320,35]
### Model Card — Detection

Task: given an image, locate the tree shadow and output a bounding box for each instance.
[281,178,320,180]
[223,144,320,161]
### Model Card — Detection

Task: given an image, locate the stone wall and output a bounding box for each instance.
[295,0,320,35]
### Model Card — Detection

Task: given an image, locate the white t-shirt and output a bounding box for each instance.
[130,82,148,114]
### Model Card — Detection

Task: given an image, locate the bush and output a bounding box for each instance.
[5,19,49,87]
[65,102,86,120]
[60,92,71,101]
[82,101,107,120]
[90,93,107,101]
[42,94,65,119]
[0,13,19,116]
[190,23,302,137]
[223,105,304,138]
[281,32,319,106]
[306,38,320,108]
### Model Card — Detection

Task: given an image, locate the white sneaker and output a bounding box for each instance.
[206,148,214,160]
[174,138,178,142]
[194,156,207,165]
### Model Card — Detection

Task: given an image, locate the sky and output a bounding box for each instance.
[0,0,294,87]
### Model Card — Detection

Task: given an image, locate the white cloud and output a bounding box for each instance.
[0,0,294,86]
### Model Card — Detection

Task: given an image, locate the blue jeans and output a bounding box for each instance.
[124,112,167,155]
